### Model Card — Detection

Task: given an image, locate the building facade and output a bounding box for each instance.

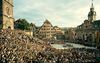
[37,20,64,40]
[76,1,100,48]
[65,28,76,42]
[38,20,55,39]
[0,0,14,30]
[53,26,65,40]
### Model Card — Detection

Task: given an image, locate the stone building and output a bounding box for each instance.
[38,20,55,39]
[0,0,14,30]
[53,26,65,40]
[76,1,100,47]
[53,26,64,34]
[65,28,76,42]
[37,20,64,40]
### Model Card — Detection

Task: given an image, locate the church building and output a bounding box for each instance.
[0,0,14,30]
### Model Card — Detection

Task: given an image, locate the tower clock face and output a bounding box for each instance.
[6,7,10,15]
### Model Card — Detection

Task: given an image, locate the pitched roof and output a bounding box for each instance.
[44,19,51,24]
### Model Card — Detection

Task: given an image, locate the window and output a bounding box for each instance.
[86,26,88,28]
[6,7,10,15]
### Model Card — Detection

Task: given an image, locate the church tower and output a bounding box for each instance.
[88,0,96,22]
[0,0,14,30]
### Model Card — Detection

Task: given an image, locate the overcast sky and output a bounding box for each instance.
[14,0,100,27]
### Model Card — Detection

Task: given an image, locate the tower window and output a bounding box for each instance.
[6,7,10,15]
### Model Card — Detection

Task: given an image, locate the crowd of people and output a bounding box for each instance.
[31,48,99,63]
[0,29,48,63]
[0,29,100,63]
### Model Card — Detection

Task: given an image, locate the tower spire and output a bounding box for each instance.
[91,0,94,8]
[88,0,96,22]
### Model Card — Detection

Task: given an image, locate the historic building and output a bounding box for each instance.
[53,26,65,40]
[65,28,76,42]
[76,1,100,48]
[53,26,64,34]
[38,20,55,39]
[36,20,64,40]
[0,0,14,30]
[88,2,96,22]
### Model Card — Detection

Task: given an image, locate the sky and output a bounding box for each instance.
[14,0,100,27]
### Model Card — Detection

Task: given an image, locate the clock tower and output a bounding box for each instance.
[0,0,14,30]
[88,0,96,22]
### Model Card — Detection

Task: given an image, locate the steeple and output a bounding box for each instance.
[88,0,96,22]
[90,0,94,11]
[91,0,94,8]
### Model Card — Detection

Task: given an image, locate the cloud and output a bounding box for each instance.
[14,0,100,27]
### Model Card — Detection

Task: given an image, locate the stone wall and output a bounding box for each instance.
[0,0,14,30]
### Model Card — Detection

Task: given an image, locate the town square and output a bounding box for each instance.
[0,0,100,63]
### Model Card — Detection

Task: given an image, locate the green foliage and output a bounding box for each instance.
[14,19,34,30]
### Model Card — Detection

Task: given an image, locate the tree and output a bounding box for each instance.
[14,19,34,30]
